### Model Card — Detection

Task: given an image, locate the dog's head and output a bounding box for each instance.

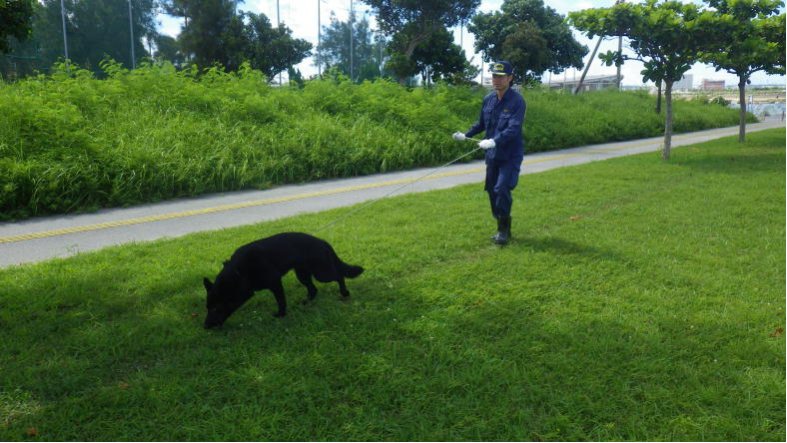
[203,262,253,329]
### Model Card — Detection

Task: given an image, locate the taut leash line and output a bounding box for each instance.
[311,138,484,234]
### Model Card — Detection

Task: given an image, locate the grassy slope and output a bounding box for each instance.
[0,129,784,441]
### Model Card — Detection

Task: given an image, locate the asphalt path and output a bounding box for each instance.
[1,119,784,268]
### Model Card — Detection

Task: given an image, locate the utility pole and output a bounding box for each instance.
[616,35,622,89]
[277,0,282,86]
[480,52,484,87]
[575,0,625,94]
[60,0,69,65]
[317,0,321,76]
[460,20,463,52]
[128,0,136,69]
[615,0,624,90]
[574,36,603,94]
[350,0,354,82]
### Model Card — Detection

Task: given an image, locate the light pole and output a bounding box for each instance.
[60,0,69,64]
[128,0,136,69]
[277,0,282,86]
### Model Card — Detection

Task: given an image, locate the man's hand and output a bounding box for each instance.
[479,139,496,150]
[452,132,466,141]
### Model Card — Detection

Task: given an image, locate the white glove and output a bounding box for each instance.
[452,132,466,141]
[479,139,496,150]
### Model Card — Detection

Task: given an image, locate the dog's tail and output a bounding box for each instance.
[342,263,364,279]
[327,243,364,279]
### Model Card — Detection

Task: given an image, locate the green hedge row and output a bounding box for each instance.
[0,61,752,220]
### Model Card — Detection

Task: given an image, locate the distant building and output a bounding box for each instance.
[674,74,693,91]
[546,74,622,92]
[702,79,726,90]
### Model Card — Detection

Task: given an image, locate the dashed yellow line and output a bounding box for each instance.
[0,125,765,245]
[1,179,420,244]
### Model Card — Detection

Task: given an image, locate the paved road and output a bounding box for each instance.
[1,120,784,268]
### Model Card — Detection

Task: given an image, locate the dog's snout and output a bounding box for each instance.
[203,310,225,329]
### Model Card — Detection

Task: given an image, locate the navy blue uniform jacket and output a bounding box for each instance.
[465,88,526,163]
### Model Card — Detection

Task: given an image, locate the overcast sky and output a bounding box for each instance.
[158,0,786,87]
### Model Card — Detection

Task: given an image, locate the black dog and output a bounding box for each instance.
[202,232,364,329]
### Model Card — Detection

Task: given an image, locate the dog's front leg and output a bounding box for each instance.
[270,280,287,318]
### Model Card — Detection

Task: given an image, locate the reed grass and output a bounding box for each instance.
[0,61,752,220]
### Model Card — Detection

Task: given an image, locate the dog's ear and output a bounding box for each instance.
[203,277,213,291]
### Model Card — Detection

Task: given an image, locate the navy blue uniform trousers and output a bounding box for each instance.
[485,159,520,219]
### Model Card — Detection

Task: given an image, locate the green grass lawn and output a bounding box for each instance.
[1,129,784,441]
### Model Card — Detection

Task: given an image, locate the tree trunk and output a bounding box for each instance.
[738,76,747,143]
[656,80,662,114]
[662,79,673,161]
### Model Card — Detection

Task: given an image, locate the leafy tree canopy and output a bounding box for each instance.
[698,0,785,142]
[569,0,727,160]
[165,0,312,79]
[568,0,723,85]
[314,12,386,82]
[240,12,313,81]
[0,0,35,53]
[469,0,588,83]
[700,0,785,80]
[362,0,480,83]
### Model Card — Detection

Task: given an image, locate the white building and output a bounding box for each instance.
[673,74,693,91]
[546,74,622,92]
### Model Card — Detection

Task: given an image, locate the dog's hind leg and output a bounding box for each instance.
[295,268,318,304]
[336,277,350,298]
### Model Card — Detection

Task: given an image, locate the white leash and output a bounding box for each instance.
[311,138,484,234]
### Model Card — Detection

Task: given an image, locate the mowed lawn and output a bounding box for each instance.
[0,129,784,441]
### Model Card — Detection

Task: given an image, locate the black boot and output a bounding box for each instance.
[494,217,511,245]
[491,217,503,242]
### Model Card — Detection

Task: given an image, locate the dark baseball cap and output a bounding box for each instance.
[490,61,513,76]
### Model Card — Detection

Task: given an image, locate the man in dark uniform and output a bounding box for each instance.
[453,61,526,245]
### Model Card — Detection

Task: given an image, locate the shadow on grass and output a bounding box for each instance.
[511,235,624,262]
[677,150,784,175]
[3,257,783,440]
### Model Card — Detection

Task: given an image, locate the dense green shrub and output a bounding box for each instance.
[0,62,754,220]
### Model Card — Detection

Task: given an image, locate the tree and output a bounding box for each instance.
[700,0,785,142]
[470,0,587,84]
[361,0,480,84]
[0,0,41,78]
[152,34,185,66]
[13,0,157,73]
[163,1,312,80]
[314,12,384,82]
[0,0,35,53]
[409,26,466,85]
[569,1,723,161]
[241,12,312,81]
[174,0,237,69]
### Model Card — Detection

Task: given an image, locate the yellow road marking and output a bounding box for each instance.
[0,125,770,244]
